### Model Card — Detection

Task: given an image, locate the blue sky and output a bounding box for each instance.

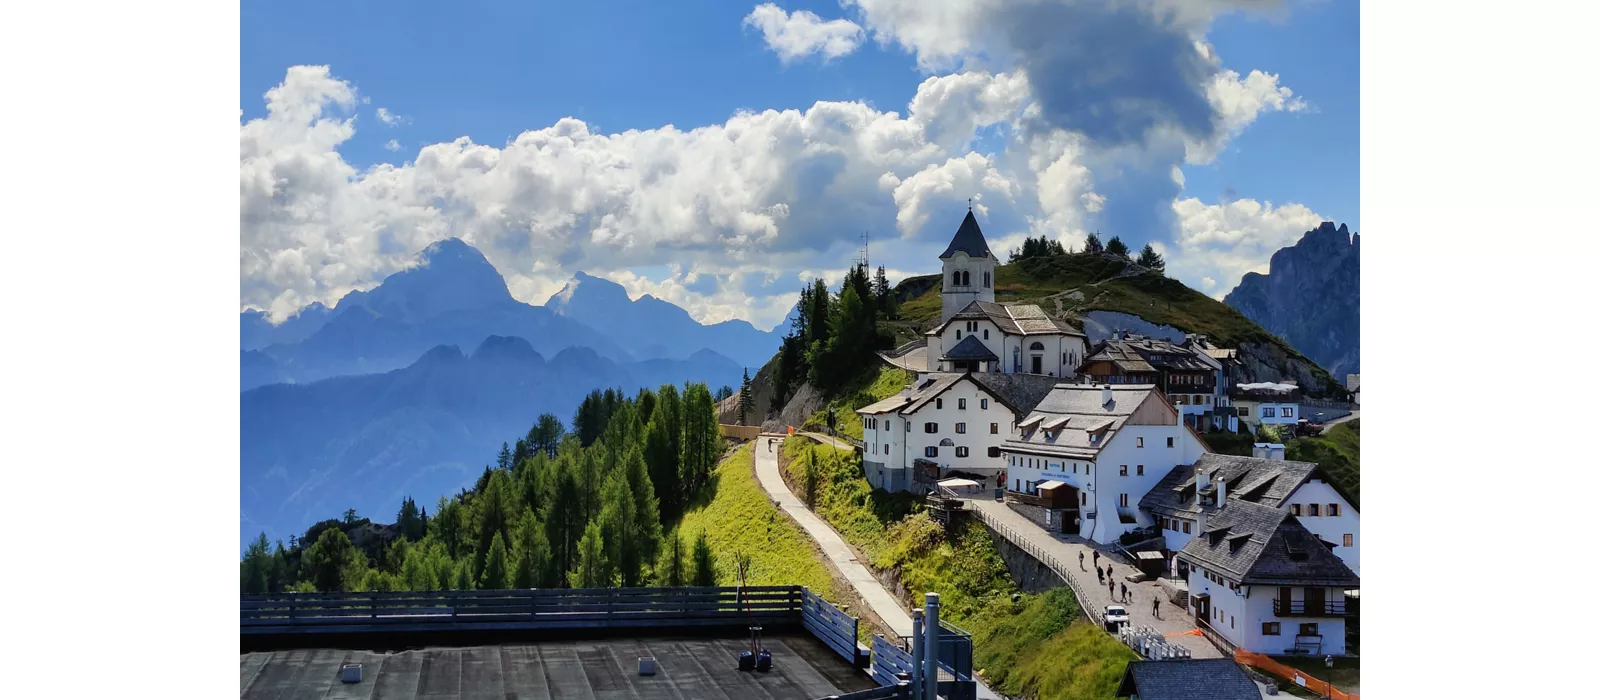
[241,0,1359,329]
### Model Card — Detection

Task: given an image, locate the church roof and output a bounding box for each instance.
[939,211,995,260]
[942,334,1000,361]
[931,300,1085,337]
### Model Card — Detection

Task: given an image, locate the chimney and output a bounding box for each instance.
[1196,468,1210,492]
[1217,475,1227,504]
[1195,510,1208,537]
[1101,385,1113,407]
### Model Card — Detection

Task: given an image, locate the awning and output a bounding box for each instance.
[1036,480,1066,490]
[937,478,981,488]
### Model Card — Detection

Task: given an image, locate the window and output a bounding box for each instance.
[956,423,967,434]
[1119,494,1129,507]
[1308,504,1321,516]
[987,446,1000,458]
[989,422,999,434]
[1263,407,1276,418]
[1299,623,1319,637]
[1238,406,1250,417]
[925,446,938,458]
[1343,534,1353,547]
[1167,437,1174,448]
[1119,465,1128,476]
[1081,492,1087,506]
[983,271,991,288]
[980,398,988,409]
[1137,465,1144,476]
[1182,521,1191,534]
[951,271,960,286]
[924,422,938,433]
[1283,408,1294,418]
[956,446,969,458]
[936,398,944,410]
[1086,465,1091,475]
[1289,504,1302,516]
[983,329,989,340]
[1137,437,1144,448]
[1328,503,1341,516]
[955,330,961,339]
[958,398,967,410]
[1262,622,1281,636]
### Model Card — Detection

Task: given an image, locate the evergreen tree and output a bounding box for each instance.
[645,383,684,520]
[480,533,511,590]
[635,387,657,426]
[570,521,608,588]
[342,508,359,525]
[803,278,832,352]
[547,449,585,576]
[655,531,688,587]
[396,496,426,541]
[597,470,635,587]
[454,558,475,591]
[1084,232,1105,254]
[678,383,721,498]
[301,527,361,592]
[714,385,734,402]
[690,530,718,586]
[241,532,271,594]
[623,445,663,576]
[528,413,565,458]
[513,509,551,588]
[1137,243,1166,272]
[873,265,897,319]
[400,545,435,591]
[432,496,466,558]
[737,368,753,426]
[809,285,874,392]
[1105,235,1130,257]
[497,442,513,471]
[472,470,517,582]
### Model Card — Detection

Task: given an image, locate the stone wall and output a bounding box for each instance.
[984,526,1067,594]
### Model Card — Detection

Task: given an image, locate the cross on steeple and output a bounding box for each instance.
[967,197,973,211]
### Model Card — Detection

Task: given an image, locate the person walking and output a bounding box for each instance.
[1152,597,1161,619]
[1096,566,1104,584]
[1079,551,1085,570]
[1105,564,1113,581]
[1108,579,1115,598]
[1093,551,1100,567]
[1120,582,1127,602]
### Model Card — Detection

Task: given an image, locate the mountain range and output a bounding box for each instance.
[239,238,778,549]
[1224,222,1360,379]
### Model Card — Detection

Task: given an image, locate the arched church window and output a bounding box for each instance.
[951,271,960,287]
[983,272,991,288]
[1029,341,1045,351]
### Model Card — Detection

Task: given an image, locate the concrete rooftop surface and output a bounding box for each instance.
[239,633,876,700]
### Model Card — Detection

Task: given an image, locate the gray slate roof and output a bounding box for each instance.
[1176,500,1360,587]
[1001,384,1160,459]
[1115,659,1260,700]
[855,371,1058,419]
[1085,333,1216,374]
[969,372,1062,417]
[1140,454,1328,518]
[932,300,1085,337]
[939,210,995,260]
[943,334,999,361]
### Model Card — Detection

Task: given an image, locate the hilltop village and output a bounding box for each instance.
[845,210,1360,661]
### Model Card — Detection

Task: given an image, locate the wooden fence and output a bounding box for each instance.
[720,424,763,440]
[241,585,803,636]
[801,586,867,666]
[1234,650,1359,700]
[869,634,916,687]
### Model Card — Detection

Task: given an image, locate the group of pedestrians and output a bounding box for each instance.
[1079,546,1162,619]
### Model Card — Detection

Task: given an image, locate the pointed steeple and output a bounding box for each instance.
[939,210,994,260]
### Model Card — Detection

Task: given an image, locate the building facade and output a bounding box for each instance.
[1231,383,1302,432]
[999,384,1208,544]
[939,210,999,325]
[1081,332,1237,431]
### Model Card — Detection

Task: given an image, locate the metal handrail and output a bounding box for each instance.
[967,504,1105,627]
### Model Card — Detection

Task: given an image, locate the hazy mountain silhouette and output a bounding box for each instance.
[1225,222,1360,378]
[240,335,740,550]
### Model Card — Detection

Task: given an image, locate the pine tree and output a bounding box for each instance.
[714,385,734,402]
[1137,243,1166,273]
[1084,232,1105,254]
[301,527,360,592]
[479,533,511,590]
[690,530,718,586]
[241,532,271,594]
[1105,235,1130,257]
[513,509,551,588]
[454,559,475,591]
[497,442,512,471]
[656,531,688,587]
[528,413,564,458]
[873,265,897,319]
[570,521,609,588]
[737,368,753,426]
[597,471,635,587]
[645,384,684,521]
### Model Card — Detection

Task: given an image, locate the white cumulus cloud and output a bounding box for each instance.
[384,139,401,152]
[376,107,407,126]
[743,3,865,63]
[1167,196,1327,297]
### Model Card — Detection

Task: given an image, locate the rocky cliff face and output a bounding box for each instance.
[1225,222,1360,378]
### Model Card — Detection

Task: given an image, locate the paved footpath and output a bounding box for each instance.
[964,497,1224,660]
[754,435,1003,700]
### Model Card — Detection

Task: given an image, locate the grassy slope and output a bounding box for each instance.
[895,252,1339,388]
[782,435,1136,699]
[674,443,836,597]
[1286,419,1360,507]
[802,365,914,442]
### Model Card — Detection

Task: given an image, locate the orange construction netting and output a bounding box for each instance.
[1233,649,1358,700]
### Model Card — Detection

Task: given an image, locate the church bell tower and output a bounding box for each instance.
[939,207,998,325]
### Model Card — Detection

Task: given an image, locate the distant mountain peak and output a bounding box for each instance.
[416,344,466,366]
[472,335,543,364]
[350,238,514,321]
[1224,222,1360,377]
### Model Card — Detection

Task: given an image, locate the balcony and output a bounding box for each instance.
[1273,599,1356,617]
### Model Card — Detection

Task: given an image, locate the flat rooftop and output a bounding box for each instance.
[240,633,876,700]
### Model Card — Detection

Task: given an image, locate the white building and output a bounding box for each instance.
[921,210,1089,377]
[999,383,1209,544]
[1176,500,1360,656]
[857,371,1060,492]
[1231,382,1302,432]
[1140,450,1361,576]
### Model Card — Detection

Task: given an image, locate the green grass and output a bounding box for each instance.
[1201,429,1256,456]
[674,443,836,597]
[802,365,912,442]
[781,437,1137,699]
[1286,419,1360,507]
